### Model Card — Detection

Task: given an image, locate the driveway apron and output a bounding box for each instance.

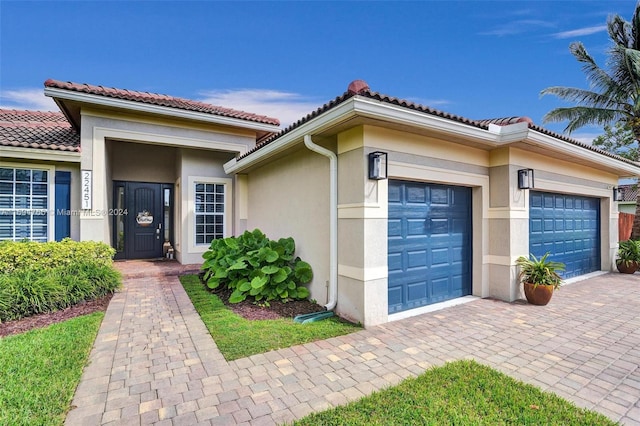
[66,265,640,425]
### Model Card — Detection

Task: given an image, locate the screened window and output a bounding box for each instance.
[0,167,49,242]
[195,183,224,245]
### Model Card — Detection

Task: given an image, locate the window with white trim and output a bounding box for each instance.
[0,167,49,242]
[194,182,225,245]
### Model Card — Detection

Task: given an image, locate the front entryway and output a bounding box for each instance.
[388,180,472,313]
[113,181,173,259]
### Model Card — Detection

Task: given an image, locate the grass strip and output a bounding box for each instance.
[294,360,615,425]
[180,274,360,360]
[0,312,104,426]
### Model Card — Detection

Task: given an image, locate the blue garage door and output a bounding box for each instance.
[388,180,472,314]
[529,191,600,278]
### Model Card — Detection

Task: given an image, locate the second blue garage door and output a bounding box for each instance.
[388,180,472,314]
[529,191,600,278]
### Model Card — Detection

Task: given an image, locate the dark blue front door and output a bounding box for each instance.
[529,191,600,278]
[125,182,163,259]
[388,180,472,313]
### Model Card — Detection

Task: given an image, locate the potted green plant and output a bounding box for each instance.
[616,239,640,274]
[515,253,565,306]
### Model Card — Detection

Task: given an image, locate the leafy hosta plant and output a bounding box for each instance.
[201,229,312,304]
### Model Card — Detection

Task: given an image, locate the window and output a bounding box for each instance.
[0,167,49,242]
[194,182,224,245]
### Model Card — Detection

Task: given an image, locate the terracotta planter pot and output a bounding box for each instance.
[523,282,554,306]
[616,261,638,274]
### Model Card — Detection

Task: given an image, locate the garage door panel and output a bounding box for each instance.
[407,218,426,235]
[388,284,403,310]
[429,219,449,234]
[529,191,600,278]
[388,180,471,313]
[407,250,427,269]
[388,253,403,274]
[388,218,402,237]
[430,187,448,204]
[407,281,428,301]
[431,247,450,266]
[406,185,427,203]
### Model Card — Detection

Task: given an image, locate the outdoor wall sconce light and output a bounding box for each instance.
[613,187,623,202]
[517,168,534,190]
[368,151,388,180]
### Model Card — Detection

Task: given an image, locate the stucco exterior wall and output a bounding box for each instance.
[245,146,333,308]
[178,148,235,265]
[332,124,621,326]
[487,146,619,301]
[77,109,256,260]
[353,125,491,325]
[111,141,177,183]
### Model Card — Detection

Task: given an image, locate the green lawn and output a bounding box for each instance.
[0,312,104,426]
[180,274,360,360]
[294,360,615,426]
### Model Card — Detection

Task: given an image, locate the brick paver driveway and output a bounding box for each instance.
[66,266,640,425]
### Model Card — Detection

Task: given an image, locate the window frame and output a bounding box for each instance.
[0,162,55,242]
[187,176,232,254]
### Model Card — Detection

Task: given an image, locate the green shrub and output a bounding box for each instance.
[0,238,115,274]
[202,229,312,304]
[0,240,120,322]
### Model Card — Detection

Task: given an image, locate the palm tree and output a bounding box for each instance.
[541,3,640,238]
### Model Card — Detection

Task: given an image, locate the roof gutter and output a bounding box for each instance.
[303,135,338,311]
[224,96,499,174]
[525,129,640,177]
[224,100,359,174]
[43,87,280,134]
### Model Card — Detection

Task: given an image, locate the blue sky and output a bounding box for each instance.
[0,1,637,141]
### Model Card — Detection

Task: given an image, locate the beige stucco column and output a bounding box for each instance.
[487,147,528,301]
[336,127,389,326]
[78,122,110,244]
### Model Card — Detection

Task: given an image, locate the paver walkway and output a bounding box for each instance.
[66,263,640,425]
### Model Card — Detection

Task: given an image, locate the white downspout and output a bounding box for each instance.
[303,135,338,311]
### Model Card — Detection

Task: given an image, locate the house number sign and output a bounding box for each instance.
[81,170,92,210]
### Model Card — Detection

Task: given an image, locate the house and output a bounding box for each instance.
[616,183,637,214]
[2,78,638,326]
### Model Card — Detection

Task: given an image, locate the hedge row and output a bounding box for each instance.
[0,240,121,322]
[0,239,115,273]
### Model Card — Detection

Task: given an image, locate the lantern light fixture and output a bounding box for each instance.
[517,168,534,190]
[368,151,388,180]
[613,187,623,202]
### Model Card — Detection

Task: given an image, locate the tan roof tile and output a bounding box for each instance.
[44,79,280,126]
[240,80,639,169]
[0,109,80,152]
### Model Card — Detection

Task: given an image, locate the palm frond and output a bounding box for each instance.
[608,14,632,48]
[542,106,627,134]
[569,42,618,94]
[541,3,640,136]
[540,86,624,109]
[608,46,640,95]
[632,3,640,50]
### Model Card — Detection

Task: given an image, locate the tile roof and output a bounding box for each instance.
[44,79,280,126]
[476,116,534,127]
[0,109,80,152]
[240,81,485,160]
[239,80,640,169]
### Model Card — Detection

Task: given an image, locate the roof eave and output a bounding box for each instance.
[44,87,281,134]
[526,129,640,177]
[225,98,359,174]
[0,146,81,162]
[225,96,498,174]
